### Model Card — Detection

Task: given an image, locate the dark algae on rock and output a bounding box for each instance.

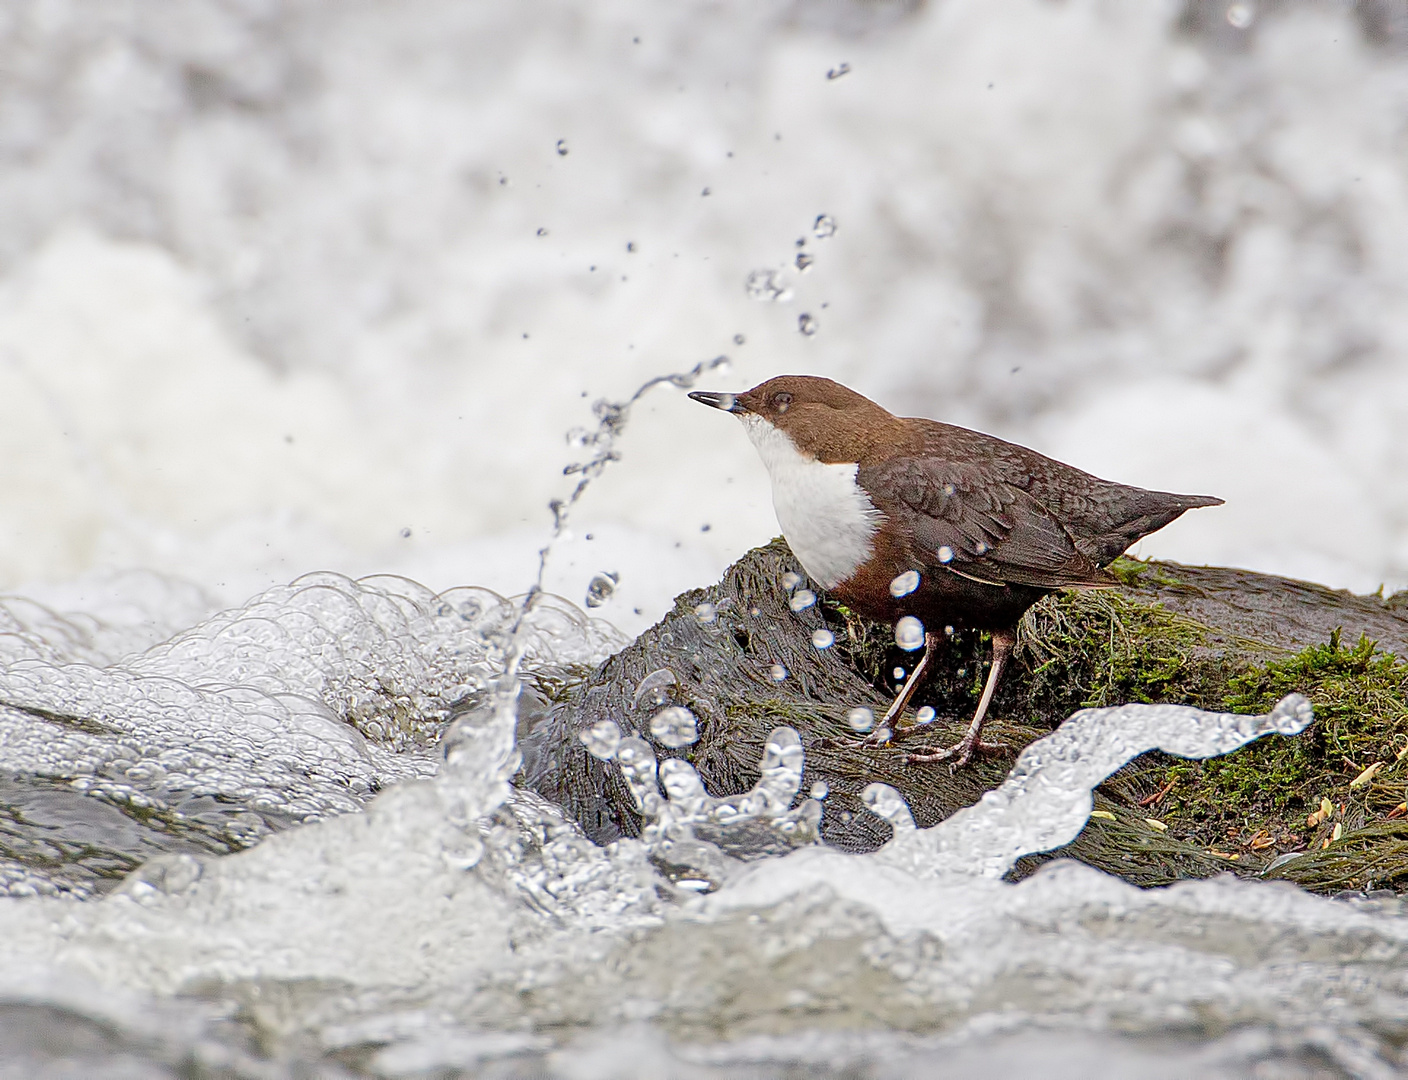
[520,540,1408,895]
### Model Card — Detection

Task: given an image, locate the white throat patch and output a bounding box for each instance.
[738,414,883,589]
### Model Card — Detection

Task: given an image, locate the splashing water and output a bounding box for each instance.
[744,268,791,302]
[894,615,925,650]
[788,589,816,612]
[648,705,699,749]
[890,570,920,597]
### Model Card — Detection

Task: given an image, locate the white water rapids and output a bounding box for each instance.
[4,0,1408,1076]
[1,570,1389,1079]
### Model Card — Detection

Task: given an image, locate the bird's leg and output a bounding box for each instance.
[907,627,1015,768]
[861,631,942,745]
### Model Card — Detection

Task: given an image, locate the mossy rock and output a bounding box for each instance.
[519,540,1408,895]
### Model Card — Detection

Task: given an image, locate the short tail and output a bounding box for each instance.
[1085,491,1223,566]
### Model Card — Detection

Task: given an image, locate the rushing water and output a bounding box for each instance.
[4,1,1408,1076]
[0,569,1404,1079]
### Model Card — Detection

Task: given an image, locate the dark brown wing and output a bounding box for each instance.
[859,455,1112,589]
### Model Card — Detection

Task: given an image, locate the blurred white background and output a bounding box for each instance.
[2,0,1406,635]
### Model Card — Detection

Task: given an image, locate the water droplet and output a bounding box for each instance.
[846,706,874,733]
[694,602,717,624]
[1225,3,1253,29]
[555,138,569,156]
[916,706,936,725]
[938,545,954,563]
[733,333,746,346]
[585,571,619,608]
[745,268,791,302]
[798,313,818,336]
[813,214,837,239]
[633,668,679,708]
[889,570,920,597]
[400,527,412,538]
[769,663,789,682]
[862,782,915,830]
[536,227,548,236]
[649,705,699,748]
[659,757,706,800]
[811,628,835,650]
[810,781,829,799]
[825,63,851,80]
[789,589,816,612]
[893,667,906,680]
[795,251,814,272]
[579,720,622,760]
[894,616,925,651]
[780,571,802,591]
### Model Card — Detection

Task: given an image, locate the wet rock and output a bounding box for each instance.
[520,539,1408,892]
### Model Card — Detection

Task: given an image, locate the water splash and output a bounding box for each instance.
[894,615,925,650]
[889,570,920,598]
[788,589,816,612]
[867,694,1314,879]
[648,705,698,749]
[744,268,791,302]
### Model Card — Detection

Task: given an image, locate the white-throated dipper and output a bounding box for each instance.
[689,375,1223,766]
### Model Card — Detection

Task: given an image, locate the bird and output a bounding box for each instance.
[688,375,1222,766]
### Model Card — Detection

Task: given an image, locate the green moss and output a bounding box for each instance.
[1145,631,1408,876]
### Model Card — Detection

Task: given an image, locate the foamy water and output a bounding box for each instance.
[3,1,1407,1076]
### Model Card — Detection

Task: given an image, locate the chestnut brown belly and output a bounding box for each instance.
[829,561,1050,634]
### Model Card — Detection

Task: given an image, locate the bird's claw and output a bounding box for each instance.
[906,736,1008,770]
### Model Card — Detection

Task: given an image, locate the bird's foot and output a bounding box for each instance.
[905,732,1008,769]
[859,717,936,748]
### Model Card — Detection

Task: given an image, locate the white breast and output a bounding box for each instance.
[739,414,884,589]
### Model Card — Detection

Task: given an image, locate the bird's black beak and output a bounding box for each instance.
[688,390,742,413]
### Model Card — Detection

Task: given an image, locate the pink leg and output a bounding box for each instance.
[907,628,1015,768]
[862,631,942,745]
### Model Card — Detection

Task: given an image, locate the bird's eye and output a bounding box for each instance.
[773,392,793,412]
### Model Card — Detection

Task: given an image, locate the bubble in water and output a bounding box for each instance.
[579,719,622,761]
[745,268,791,302]
[633,668,679,708]
[584,571,619,608]
[795,251,813,272]
[810,781,829,799]
[944,625,954,635]
[893,667,906,680]
[938,546,954,563]
[846,706,875,733]
[798,313,818,336]
[780,572,802,591]
[536,227,548,236]
[733,333,746,345]
[769,664,788,682]
[811,628,835,650]
[789,589,816,612]
[894,616,925,651]
[916,706,936,725]
[813,214,837,238]
[890,570,920,597]
[555,138,569,155]
[825,63,850,81]
[694,602,717,624]
[649,705,699,749]
[1225,3,1253,29]
[874,727,892,742]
